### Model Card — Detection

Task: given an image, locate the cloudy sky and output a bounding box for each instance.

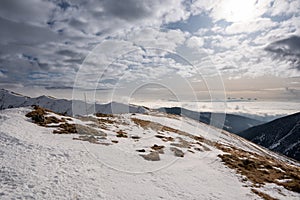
[1,0,300,102]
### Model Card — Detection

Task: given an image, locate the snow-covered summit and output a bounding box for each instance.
[0,89,147,115]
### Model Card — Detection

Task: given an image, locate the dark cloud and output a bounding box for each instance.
[265,36,300,70]
[0,0,189,89]
[101,0,152,21]
[0,0,55,24]
[0,17,60,45]
[56,49,79,57]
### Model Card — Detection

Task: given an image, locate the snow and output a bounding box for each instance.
[0,107,299,199]
[255,183,300,200]
[0,89,147,116]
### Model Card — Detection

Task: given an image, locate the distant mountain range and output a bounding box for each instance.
[158,107,263,133]
[238,112,300,161]
[0,89,147,115]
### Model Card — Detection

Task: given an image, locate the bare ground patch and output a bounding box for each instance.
[216,143,300,194]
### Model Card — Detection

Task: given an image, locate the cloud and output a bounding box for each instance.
[225,18,278,34]
[186,36,204,48]
[0,0,300,99]
[269,0,300,17]
[0,0,191,89]
[0,0,55,25]
[265,36,300,70]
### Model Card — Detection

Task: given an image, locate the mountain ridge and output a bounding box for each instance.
[0,88,147,115]
[238,112,300,161]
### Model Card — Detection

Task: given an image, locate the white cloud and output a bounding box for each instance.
[186,36,204,48]
[270,0,300,16]
[209,0,272,23]
[123,28,188,51]
[225,18,278,34]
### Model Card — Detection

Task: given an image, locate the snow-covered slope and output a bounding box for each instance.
[238,112,300,161]
[0,89,147,115]
[0,107,299,200]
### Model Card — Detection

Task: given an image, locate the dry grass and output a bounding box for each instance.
[73,135,111,145]
[251,189,278,200]
[132,118,194,138]
[193,142,211,151]
[151,144,165,154]
[98,118,115,124]
[53,123,77,134]
[95,113,114,118]
[26,106,108,137]
[95,115,126,131]
[116,130,128,138]
[26,106,65,126]
[131,117,215,156]
[131,118,164,131]
[155,134,175,142]
[216,144,300,193]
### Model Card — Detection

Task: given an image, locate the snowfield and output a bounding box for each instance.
[0,107,299,200]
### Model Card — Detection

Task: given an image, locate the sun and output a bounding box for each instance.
[219,0,256,22]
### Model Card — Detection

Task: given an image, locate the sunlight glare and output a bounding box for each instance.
[221,0,256,22]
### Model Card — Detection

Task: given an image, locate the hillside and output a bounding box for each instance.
[238,112,300,161]
[0,106,299,199]
[158,107,263,133]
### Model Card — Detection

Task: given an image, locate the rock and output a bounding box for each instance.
[140,151,160,161]
[170,147,184,157]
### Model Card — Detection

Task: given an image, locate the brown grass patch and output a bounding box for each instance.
[251,189,278,200]
[73,135,110,145]
[116,130,128,138]
[98,118,115,124]
[131,118,192,138]
[217,144,300,193]
[131,117,214,151]
[53,123,77,134]
[155,134,175,142]
[95,113,114,117]
[26,106,66,126]
[151,144,165,154]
